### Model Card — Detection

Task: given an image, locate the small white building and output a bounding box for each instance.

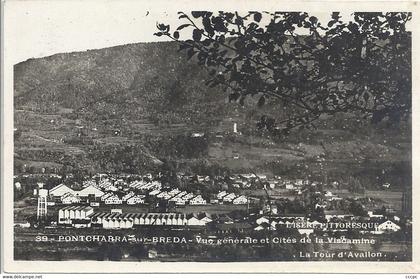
[223,193,236,203]
[168,188,181,196]
[376,220,401,233]
[182,193,194,201]
[122,191,135,201]
[100,192,113,201]
[232,195,248,204]
[104,194,123,205]
[82,180,97,188]
[189,195,207,205]
[285,183,294,190]
[217,191,228,199]
[61,192,81,204]
[256,216,269,225]
[126,195,145,205]
[149,189,161,196]
[99,180,118,192]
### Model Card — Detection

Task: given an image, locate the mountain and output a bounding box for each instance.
[13,41,411,190]
[14,41,228,125]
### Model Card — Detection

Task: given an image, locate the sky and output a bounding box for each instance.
[4,0,413,64]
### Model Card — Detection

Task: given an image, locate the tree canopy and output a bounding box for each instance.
[155,12,411,134]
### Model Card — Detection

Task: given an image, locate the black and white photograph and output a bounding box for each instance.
[2,0,419,274]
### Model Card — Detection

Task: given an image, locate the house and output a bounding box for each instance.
[186,213,204,226]
[174,199,186,205]
[149,189,161,196]
[215,214,234,224]
[168,188,181,196]
[49,184,74,197]
[214,222,252,234]
[82,180,97,189]
[256,174,267,180]
[232,195,248,205]
[114,179,127,188]
[191,132,204,138]
[324,210,353,221]
[174,191,187,198]
[325,191,333,197]
[295,179,304,186]
[210,196,219,204]
[100,192,113,201]
[367,211,384,218]
[77,185,104,198]
[157,191,169,198]
[240,174,256,180]
[148,249,158,259]
[99,180,118,192]
[217,191,228,200]
[189,195,207,205]
[281,214,306,221]
[198,212,212,224]
[103,194,123,205]
[376,220,401,233]
[285,183,294,190]
[315,202,327,209]
[256,216,269,225]
[382,183,391,189]
[267,180,278,189]
[254,222,273,231]
[222,193,236,203]
[122,191,135,201]
[298,228,314,235]
[61,192,81,204]
[129,180,142,189]
[15,221,31,228]
[126,195,145,205]
[181,193,194,201]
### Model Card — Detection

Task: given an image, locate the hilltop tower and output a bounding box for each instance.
[233,122,238,133]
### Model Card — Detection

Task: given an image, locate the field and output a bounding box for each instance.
[331,189,404,211]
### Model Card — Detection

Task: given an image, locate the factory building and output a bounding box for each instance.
[58,206,94,227]
[90,212,212,229]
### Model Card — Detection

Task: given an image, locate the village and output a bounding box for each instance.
[14,171,410,238]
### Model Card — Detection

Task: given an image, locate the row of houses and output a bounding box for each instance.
[149,188,207,205]
[128,180,162,191]
[47,182,152,205]
[58,206,94,227]
[57,206,213,229]
[254,215,402,235]
[96,179,162,192]
[215,191,248,204]
[100,191,146,205]
[91,212,212,229]
[49,184,104,198]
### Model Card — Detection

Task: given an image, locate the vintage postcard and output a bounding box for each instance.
[1,0,420,273]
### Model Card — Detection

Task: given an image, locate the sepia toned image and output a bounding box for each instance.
[2,0,419,274]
